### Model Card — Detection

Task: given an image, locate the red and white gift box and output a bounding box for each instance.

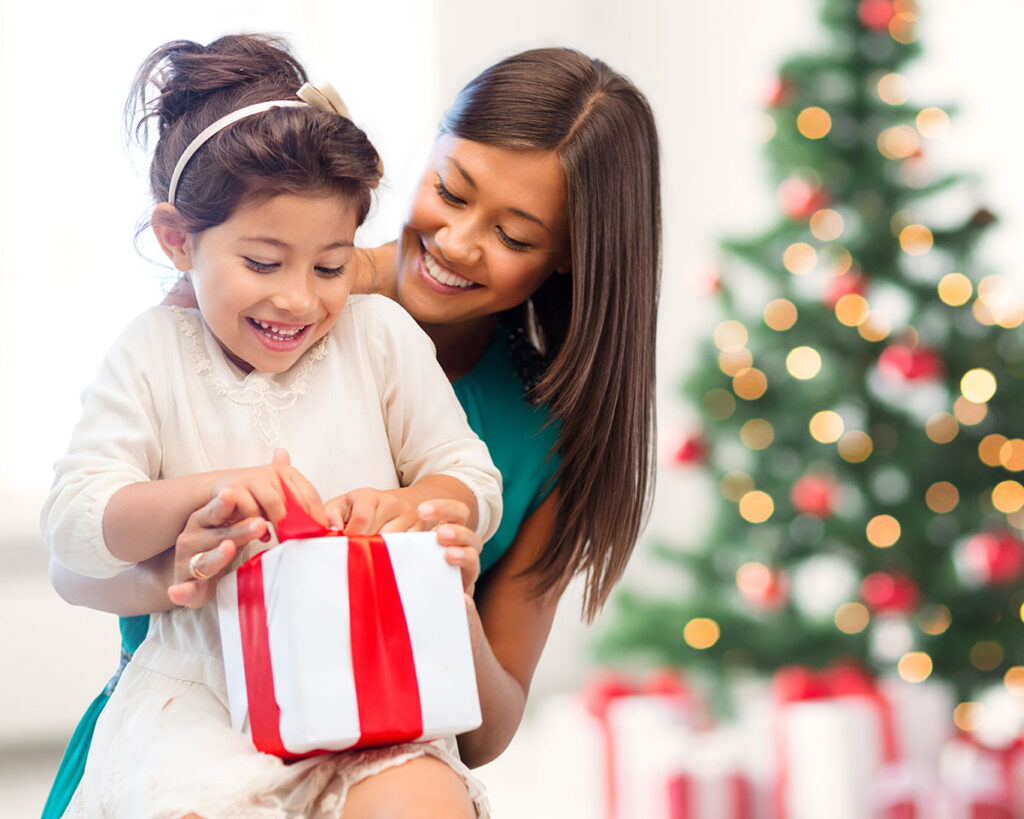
[217,496,480,759]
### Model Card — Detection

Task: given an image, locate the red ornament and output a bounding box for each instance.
[766,76,794,108]
[825,272,867,309]
[878,344,945,381]
[674,436,707,465]
[861,571,920,613]
[779,177,831,221]
[858,0,896,30]
[791,475,836,518]
[963,531,1024,585]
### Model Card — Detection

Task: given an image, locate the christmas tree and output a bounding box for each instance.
[599,0,1024,713]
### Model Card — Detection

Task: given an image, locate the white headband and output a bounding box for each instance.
[167,81,351,205]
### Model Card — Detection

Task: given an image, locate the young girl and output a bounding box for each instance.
[47,44,661,815]
[42,34,502,818]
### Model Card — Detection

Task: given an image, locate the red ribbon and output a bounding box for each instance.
[667,771,753,819]
[236,483,422,758]
[773,663,899,819]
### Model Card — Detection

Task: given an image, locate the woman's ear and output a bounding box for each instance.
[151,203,194,272]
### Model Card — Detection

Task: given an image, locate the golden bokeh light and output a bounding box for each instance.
[714,320,748,351]
[953,702,977,732]
[835,602,870,634]
[858,312,892,342]
[961,368,997,403]
[918,604,952,636]
[925,412,959,444]
[739,490,775,523]
[786,346,823,380]
[720,472,755,502]
[783,242,818,275]
[719,348,754,376]
[1005,667,1024,695]
[824,246,854,276]
[889,12,918,44]
[899,224,934,255]
[809,209,844,241]
[1000,439,1024,472]
[835,294,870,326]
[838,430,873,463]
[970,640,1004,671]
[797,106,832,139]
[992,481,1024,514]
[917,107,951,139]
[878,125,919,159]
[979,434,1008,467]
[866,514,901,548]
[733,368,768,401]
[683,617,721,650]
[740,419,775,450]
[938,272,973,306]
[953,397,987,426]
[764,299,798,331]
[925,482,959,514]
[810,410,845,444]
[876,72,910,105]
[973,299,997,327]
[897,651,933,683]
[736,562,773,596]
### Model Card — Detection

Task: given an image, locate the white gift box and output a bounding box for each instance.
[217,532,481,758]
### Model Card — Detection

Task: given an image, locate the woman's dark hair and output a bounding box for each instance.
[127,34,382,232]
[441,48,661,619]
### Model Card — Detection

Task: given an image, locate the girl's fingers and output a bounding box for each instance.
[379,512,425,534]
[417,499,471,528]
[344,497,374,535]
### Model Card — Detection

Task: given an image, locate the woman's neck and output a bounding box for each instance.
[419,315,501,382]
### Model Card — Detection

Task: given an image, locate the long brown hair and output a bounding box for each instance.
[441,48,661,619]
[127,34,382,232]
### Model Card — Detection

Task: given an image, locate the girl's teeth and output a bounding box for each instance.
[253,319,303,339]
[424,251,475,288]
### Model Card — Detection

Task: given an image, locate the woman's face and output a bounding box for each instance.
[396,134,570,332]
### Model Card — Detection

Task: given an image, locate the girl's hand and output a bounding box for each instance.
[325,488,423,534]
[418,500,484,601]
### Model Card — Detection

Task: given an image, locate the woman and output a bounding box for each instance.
[44,45,660,816]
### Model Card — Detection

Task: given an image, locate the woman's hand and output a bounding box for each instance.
[418,499,484,617]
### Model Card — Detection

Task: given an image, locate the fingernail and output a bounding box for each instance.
[419,503,434,516]
[438,525,455,539]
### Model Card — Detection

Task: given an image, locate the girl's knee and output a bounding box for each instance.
[342,755,477,819]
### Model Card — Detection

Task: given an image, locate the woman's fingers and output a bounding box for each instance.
[436,523,482,594]
[417,499,471,529]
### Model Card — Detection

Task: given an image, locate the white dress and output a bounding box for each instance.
[43,297,501,818]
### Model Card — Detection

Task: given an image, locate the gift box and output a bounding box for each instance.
[217,493,480,759]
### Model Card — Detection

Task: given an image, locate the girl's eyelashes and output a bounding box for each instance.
[433,178,464,206]
[315,264,346,278]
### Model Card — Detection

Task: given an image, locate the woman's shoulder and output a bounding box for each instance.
[341,294,431,346]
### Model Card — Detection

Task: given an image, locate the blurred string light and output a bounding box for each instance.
[938,272,973,306]
[897,651,933,683]
[878,125,919,159]
[835,601,870,634]
[970,640,1004,671]
[992,480,1024,514]
[824,246,854,276]
[714,319,748,351]
[810,410,845,443]
[740,418,775,450]
[783,242,818,275]
[838,430,873,463]
[925,481,959,513]
[835,293,870,326]
[764,298,798,330]
[733,367,768,400]
[916,107,950,139]
[960,368,997,403]
[866,514,901,548]
[918,604,952,636]
[889,7,918,44]
[899,223,933,255]
[859,312,892,342]
[719,348,753,376]
[683,617,720,649]
[720,471,754,502]
[1001,439,1024,472]
[703,388,736,420]
[876,72,910,105]
[953,702,977,732]
[1005,666,1024,694]
[975,275,1024,328]
[797,106,832,139]
[786,346,822,380]
[810,209,844,241]
[979,434,1007,467]
[739,490,774,522]
[925,412,958,444]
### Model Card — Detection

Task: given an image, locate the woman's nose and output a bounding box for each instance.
[435,217,481,266]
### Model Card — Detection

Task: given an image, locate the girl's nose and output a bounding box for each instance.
[270,268,318,316]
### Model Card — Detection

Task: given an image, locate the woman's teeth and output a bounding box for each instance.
[424,250,476,288]
[250,319,304,340]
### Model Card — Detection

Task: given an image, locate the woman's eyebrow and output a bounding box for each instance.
[447,156,552,234]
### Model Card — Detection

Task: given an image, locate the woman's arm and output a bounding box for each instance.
[49,551,177,616]
[457,489,564,767]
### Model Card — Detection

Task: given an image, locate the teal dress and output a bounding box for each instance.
[42,328,560,818]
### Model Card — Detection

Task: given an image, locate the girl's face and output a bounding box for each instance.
[396,135,570,333]
[183,192,358,373]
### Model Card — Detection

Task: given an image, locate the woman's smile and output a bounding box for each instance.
[418,244,480,292]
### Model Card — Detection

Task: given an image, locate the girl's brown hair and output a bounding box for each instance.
[441,48,661,619]
[127,34,382,232]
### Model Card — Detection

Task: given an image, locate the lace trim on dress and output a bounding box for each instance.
[174,307,330,447]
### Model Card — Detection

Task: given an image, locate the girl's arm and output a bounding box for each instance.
[457,489,564,768]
